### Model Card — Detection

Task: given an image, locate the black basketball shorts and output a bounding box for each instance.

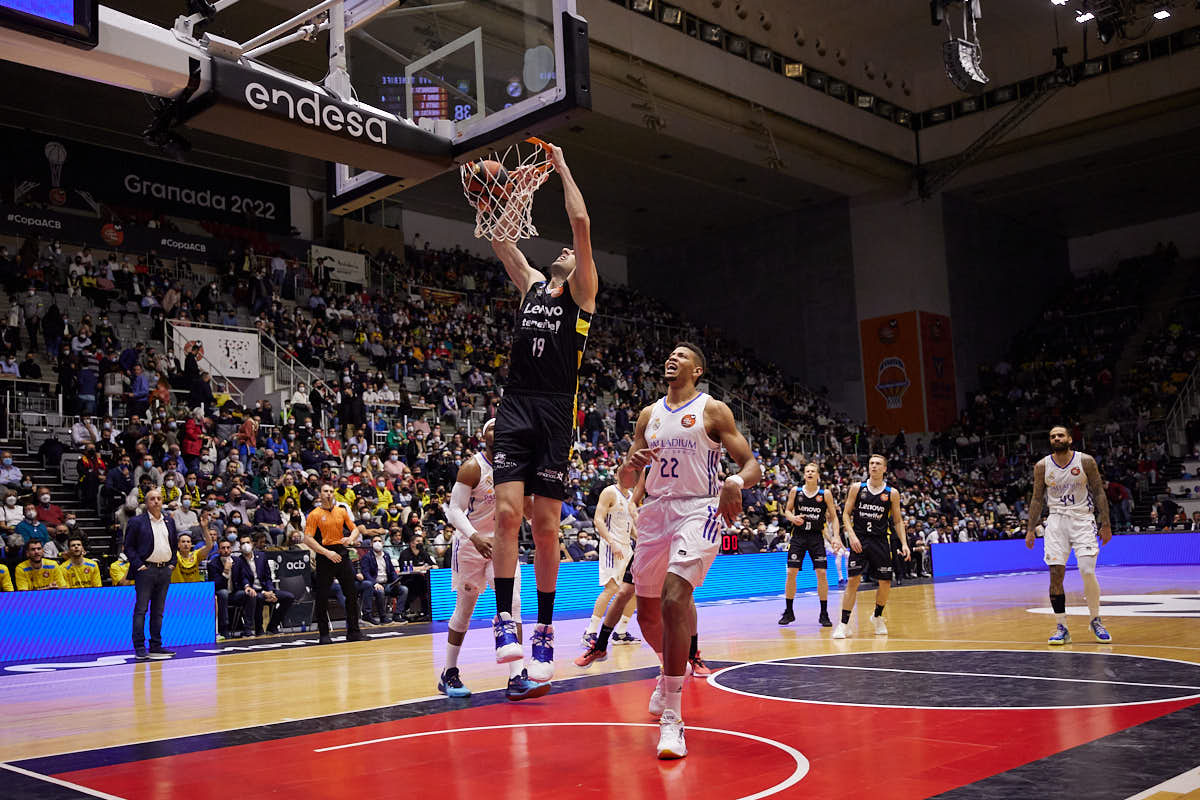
[847,535,893,580]
[493,391,573,501]
[787,532,827,570]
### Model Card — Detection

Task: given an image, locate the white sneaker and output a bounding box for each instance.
[648,674,666,717]
[832,622,849,639]
[872,616,888,636]
[526,623,555,682]
[656,709,687,759]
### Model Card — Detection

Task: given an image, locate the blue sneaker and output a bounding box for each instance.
[493,612,522,664]
[505,668,551,701]
[581,632,597,649]
[612,632,641,645]
[527,623,555,682]
[1047,624,1071,645]
[438,667,471,698]
[1090,617,1112,643]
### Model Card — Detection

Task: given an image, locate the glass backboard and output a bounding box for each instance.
[328,0,588,214]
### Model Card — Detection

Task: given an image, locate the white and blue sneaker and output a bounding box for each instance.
[1090,617,1112,643]
[438,667,471,698]
[527,623,555,682]
[1047,624,1071,645]
[581,632,598,649]
[493,612,523,663]
[612,632,641,645]
[505,668,551,701]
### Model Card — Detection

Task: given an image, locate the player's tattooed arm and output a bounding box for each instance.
[1082,454,1114,544]
[1025,460,1046,547]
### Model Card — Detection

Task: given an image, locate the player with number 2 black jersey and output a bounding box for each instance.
[833,453,910,640]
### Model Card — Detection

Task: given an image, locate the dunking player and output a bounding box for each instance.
[1025,425,1113,644]
[832,454,910,639]
[581,481,640,647]
[487,144,597,684]
[439,419,549,701]
[779,463,841,627]
[619,343,761,759]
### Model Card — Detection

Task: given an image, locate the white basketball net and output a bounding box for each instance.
[460,138,555,242]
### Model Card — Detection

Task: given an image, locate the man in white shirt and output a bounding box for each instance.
[123,488,179,660]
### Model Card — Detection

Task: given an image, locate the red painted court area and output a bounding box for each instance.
[55,675,1198,799]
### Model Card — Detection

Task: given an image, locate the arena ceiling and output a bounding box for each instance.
[1,0,1198,250]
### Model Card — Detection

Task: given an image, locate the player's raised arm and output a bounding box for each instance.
[706,399,762,525]
[1082,454,1113,544]
[548,145,597,313]
[1026,460,1046,549]
[619,406,658,491]
[491,238,543,296]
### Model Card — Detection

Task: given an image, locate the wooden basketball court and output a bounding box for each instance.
[3,565,1198,800]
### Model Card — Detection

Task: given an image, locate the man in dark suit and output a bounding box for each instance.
[123,487,179,660]
[358,534,406,624]
[207,537,236,639]
[230,537,295,637]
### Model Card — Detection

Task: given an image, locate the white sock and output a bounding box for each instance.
[445,642,461,670]
[508,658,525,678]
[586,615,602,635]
[663,675,684,716]
[615,615,631,634]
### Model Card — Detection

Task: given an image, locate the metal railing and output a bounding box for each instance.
[163,319,248,408]
[259,329,324,404]
[1167,361,1200,458]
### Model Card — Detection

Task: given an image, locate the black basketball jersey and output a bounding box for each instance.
[791,487,826,536]
[851,482,892,539]
[506,280,592,397]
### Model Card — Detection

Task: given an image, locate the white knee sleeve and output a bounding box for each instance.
[1077,554,1097,578]
[449,588,481,632]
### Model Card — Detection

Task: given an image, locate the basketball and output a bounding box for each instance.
[464,159,509,200]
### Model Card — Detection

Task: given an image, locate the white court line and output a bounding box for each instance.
[764,661,1200,691]
[0,762,126,799]
[1125,764,1200,800]
[312,721,810,800]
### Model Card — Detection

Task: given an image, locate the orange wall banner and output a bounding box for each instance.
[919,311,958,432]
[861,312,925,435]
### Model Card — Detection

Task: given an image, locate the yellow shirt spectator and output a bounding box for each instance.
[15,559,64,590]
[374,487,393,512]
[60,558,103,588]
[0,563,12,592]
[172,551,203,583]
[110,558,132,586]
[279,484,301,509]
[334,487,357,507]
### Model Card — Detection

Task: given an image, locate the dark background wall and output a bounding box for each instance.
[943,197,1071,397]
[629,200,862,416]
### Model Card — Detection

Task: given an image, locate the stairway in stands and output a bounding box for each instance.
[1,439,112,557]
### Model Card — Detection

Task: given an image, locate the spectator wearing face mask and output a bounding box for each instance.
[71,416,100,448]
[359,534,406,624]
[2,493,23,530]
[231,535,294,636]
[253,492,285,544]
[16,504,50,546]
[0,451,21,489]
[207,537,236,638]
[133,456,162,488]
[171,496,200,531]
[222,487,257,521]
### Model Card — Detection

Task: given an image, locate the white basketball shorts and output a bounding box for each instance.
[451,534,521,613]
[1043,514,1099,566]
[598,538,633,587]
[632,496,723,598]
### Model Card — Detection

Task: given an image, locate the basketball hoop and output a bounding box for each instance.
[461,137,556,242]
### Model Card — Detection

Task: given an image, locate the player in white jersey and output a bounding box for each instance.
[1025,425,1113,645]
[440,420,548,701]
[581,483,640,647]
[619,343,761,760]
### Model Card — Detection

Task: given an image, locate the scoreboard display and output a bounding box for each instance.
[0,0,99,48]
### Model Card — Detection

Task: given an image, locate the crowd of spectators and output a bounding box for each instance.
[1,224,1197,632]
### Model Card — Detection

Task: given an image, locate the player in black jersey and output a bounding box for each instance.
[779,462,841,627]
[487,143,598,684]
[833,453,909,639]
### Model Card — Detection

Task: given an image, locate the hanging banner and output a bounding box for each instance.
[0,127,292,233]
[919,311,958,432]
[418,285,464,306]
[310,243,366,284]
[860,311,926,435]
[172,324,261,379]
